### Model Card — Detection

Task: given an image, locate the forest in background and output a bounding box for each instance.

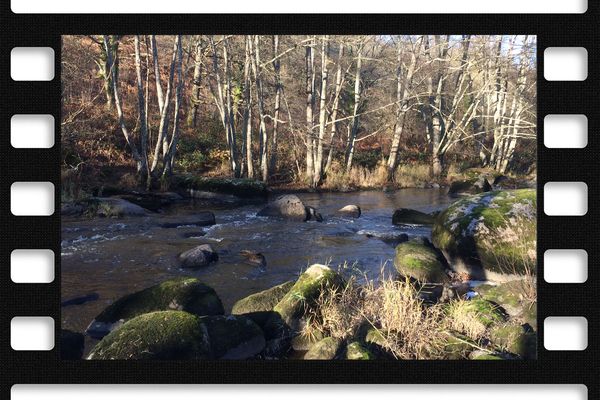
[61,35,537,197]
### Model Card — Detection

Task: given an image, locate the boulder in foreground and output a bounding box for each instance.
[85,277,224,339]
[394,238,448,283]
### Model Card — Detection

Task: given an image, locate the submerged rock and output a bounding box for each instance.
[358,230,409,246]
[394,239,448,283]
[156,212,216,228]
[306,206,324,222]
[431,189,536,281]
[336,205,361,218]
[257,194,309,221]
[88,311,211,360]
[304,337,342,360]
[392,208,435,225]
[187,190,243,204]
[61,293,99,307]
[117,191,183,211]
[60,329,85,360]
[239,250,267,268]
[85,277,224,339]
[178,244,219,268]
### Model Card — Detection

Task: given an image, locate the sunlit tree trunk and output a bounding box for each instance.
[242,36,254,179]
[305,36,316,183]
[162,35,184,177]
[345,41,363,173]
[270,35,282,176]
[324,41,344,175]
[133,35,149,185]
[251,35,269,182]
[312,35,330,188]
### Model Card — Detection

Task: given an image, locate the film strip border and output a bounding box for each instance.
[0,5,598,396]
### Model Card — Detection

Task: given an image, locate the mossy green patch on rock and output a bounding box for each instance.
[304,337,342,360]
[272,264,344,329]
[447,298,506,328]
[432,189,536,280]
[232,281,295,316]
[475,280,533,316]
[86,277,224,338]
[173,175,268,198]
[345,341,375,360]
[442,333,478,360]
[200,315,266,359]
[489,323,536,359]
[394,239,448,283]
[88,311,211,360]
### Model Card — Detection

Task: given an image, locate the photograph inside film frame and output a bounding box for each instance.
[60,34,537,360]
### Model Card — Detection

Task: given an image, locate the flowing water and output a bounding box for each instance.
[61,189,453,336]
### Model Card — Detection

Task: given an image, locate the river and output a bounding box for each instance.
[61,188,453,337]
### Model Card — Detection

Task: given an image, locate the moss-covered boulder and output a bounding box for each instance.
[173,174,268,198]
[469,351,504,360]
[442,333,477,360]
[392,208,435,225]
[231,281,295,326]
[271,264,344,330]
[65,197,149,218]
[345,341,375,360]
[447,298,506,330]
[178,244,219,268]
[304,337,342,360]
[432,189,536,281]
[88,311,212,360]
[394,239,448,283]
[60,329,85,360]
[475,280,535,317]
[257,194,310,221]
[85,277,224,339]
[200,315,266,359]
[489,323,536,359]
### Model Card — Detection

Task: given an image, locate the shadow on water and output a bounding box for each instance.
[61,188,453,334]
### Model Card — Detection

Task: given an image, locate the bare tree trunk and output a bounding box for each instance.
[386,36,420,182]
[223,37,239,177]
[242,36,254,179]
[312,35,330,187]
[188,36,203,128]
[305,36,316,183]
[133,35,149,185]
[163,35,183,177]
[103,35,143,172]
[324,42,344,175]
[345,41,363,173]
[251,35,269,182]
[150,36,178,174]
[270,35,282,176]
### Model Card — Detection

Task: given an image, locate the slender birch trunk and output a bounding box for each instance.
[251,35,269,182]
[188,36,203,128]
[270,35,282,176]
[324,42,344,175]
[133,35,149,184]
[305,36,316,183]
[163,35,183,177]
[345,41,363,173]
[242,36,254,178]
[312,35,330,187]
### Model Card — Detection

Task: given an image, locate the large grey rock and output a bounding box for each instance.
[179,244,218,268]
[257,195,309,221]
[336,205,361,218]
[156,212,216,228]
[392,208,435,225]
[394,239,448,283]
[432,189,536,281]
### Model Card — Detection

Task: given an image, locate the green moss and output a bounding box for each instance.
[272,264,344,327]
[94,277,224,323]
[490,323,536,359]
[443,333,477,360]
[471,353,504,360]
[304,337,341,360]
[232,281,294,315]
[345,341,375,360]
[394,240,448,283]
[447,298,505,327]
[173,174,268,198]
[432,189,536,277]
[88,311,211,360]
